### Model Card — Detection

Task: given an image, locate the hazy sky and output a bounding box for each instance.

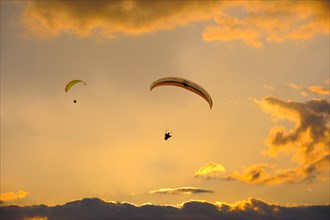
[1,0,329,212]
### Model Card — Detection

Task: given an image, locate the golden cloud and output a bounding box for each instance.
[0,190,29,203]
[258,97,329,165]
[223,156,329,184]
[22,0,220,39]
[308,86,330,95]
[288,84,302,90]
[289,82,330,96]
[194,162,226,179]
[225,96,330,184]
[21,1,329,46]
[203,95,329,185]
[224,163,280,184]
[149,186,214,195]
[214,197,281,212]
[203,1,329,47]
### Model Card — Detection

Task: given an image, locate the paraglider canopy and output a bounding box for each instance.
[65,80,86,93]
[150,77,213,109]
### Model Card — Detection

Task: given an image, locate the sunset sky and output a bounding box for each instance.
[1,0,329,219]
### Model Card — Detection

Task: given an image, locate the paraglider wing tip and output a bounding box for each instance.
[150,83,156,91]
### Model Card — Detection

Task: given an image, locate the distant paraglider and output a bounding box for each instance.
[65,79,86,103]
[65,80,86,93]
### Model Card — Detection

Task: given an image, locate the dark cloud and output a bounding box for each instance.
[149,187,214,195]
[1,197,329,220]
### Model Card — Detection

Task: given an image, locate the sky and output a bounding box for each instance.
[1,0,329,219]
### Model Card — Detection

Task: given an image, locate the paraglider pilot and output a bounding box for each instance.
[164,131,172,140]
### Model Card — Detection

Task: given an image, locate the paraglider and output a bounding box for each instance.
[150,77,213,140]
[65,79,86,103]
[164,131,172,140]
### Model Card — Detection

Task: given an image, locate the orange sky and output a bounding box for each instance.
[1,1,329,212]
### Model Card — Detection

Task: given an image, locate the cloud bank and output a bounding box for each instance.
[1,197,329,220]
[203,1,329,47]
[21,0,329,47]
[197,94,329,185]
[226,97,329,184]
[258,97,329,164]
[21,0,219,39]
[149,187,214,195]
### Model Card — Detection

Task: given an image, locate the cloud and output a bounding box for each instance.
[308,86,330,95]
[224,163,286,184]
[1,197,329,220]
[21,1,329,46]
[288,84,302,90]
[288,83,310,97]
[0,191,29,204]
[204,95,329,185]
[203,1,329,47]
[289,82,330,96]
[194,162,226,179]
[223,160,329,184]
[149,187,214,195]
[21,0,220,40]
[226,96,330,184]
[258,97,329,164]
